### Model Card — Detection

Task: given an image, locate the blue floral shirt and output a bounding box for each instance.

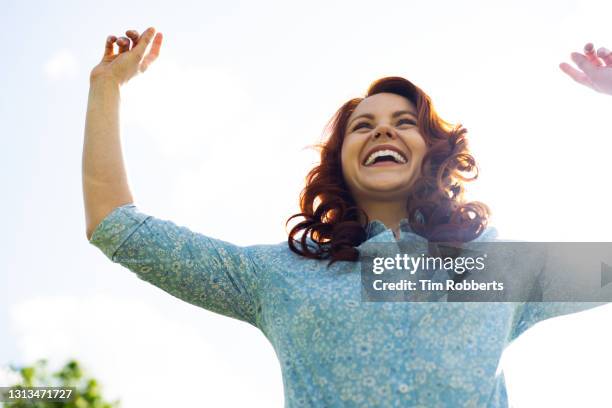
[89,204,606,407]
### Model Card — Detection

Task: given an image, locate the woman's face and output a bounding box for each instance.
[341,92,427,203]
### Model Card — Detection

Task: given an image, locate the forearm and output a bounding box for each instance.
[82,76,133,240]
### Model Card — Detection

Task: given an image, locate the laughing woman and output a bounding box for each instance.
[83,27,612,407]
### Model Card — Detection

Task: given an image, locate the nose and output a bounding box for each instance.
[372,124,396,140]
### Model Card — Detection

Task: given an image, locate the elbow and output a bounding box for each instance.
[86,221,99,241]
[84,200,133,242]
[85,215,99,241]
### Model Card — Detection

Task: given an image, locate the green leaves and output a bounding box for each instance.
[4,359,120,408]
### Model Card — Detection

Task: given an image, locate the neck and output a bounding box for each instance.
[359,199,408,236]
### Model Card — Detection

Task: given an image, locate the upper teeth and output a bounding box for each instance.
[364,149,407,166]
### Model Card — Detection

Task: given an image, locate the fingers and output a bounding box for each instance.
[150,32,163,56]
[140,32,163,72]
[597,46,612,66]
[559,62,594,88]
[570,52,599,78]
[117,36,131,53]
[584,43,603,66]
[126,29,140,47]
[100,27,162,74]
[104,35,117,58]
[132,27,157,59]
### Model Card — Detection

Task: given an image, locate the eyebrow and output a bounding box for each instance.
[348,110,417,128]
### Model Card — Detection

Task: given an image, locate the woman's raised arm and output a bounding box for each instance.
[83,28,264,327]
[82,27,162,240]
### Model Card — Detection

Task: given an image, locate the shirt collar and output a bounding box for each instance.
[364,218,498,243]
[365,218,428,243]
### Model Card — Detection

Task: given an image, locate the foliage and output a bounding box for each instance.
[3,359,120,408]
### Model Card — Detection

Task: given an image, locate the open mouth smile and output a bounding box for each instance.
[362,145,409,167]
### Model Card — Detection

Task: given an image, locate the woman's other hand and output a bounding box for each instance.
[560,43,612,95]
[89,27,163,86]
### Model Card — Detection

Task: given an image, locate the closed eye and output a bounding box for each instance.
[397,118,416,126]
[353,122,372,131]
[352,118,416,131]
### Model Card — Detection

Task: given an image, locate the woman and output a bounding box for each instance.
[83,27,612,407]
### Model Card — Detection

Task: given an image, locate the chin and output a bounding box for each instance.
[362,183,413,198]
[362,177,413,192]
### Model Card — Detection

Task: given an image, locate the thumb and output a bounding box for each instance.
[132,27,156,59]
[571,52,598,77]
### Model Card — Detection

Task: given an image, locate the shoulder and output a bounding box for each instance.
[243,240,310,264]
[243,239,332,275]
[468,225,546,268]
[471,225,499,242]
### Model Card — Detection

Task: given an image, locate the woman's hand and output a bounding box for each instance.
[89,27,163,86]
[559,43,612,95]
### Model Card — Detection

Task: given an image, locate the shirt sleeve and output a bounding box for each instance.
[88,203,262,328]
[511,242,610,340]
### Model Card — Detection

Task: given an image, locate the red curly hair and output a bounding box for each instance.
[286,76,491,264]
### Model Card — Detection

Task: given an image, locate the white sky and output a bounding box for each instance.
[2,0,612,406]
